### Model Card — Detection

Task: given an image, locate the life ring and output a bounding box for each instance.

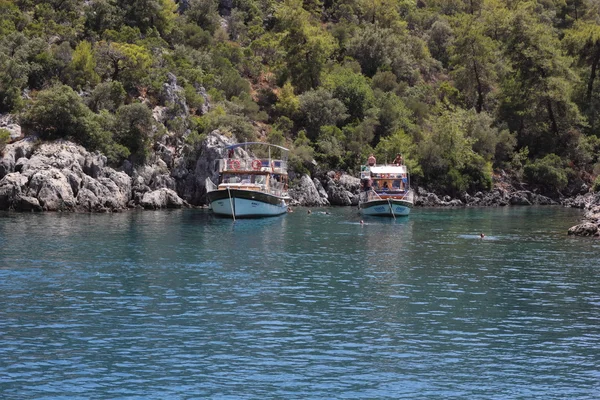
[252,159,262,170]
[228,159,241,170]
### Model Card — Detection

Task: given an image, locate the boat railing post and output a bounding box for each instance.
[388,198,396,220]
[371,188,382,200]
[227,186,235,221]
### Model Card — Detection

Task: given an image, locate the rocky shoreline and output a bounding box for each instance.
[1,132,598,236]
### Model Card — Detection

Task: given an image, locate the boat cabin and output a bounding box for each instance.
[210,142,290,198]
[360,164,410,200]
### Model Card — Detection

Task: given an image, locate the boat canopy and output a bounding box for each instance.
[224,142,289,152]
[224,142,289,162]
[368,165,408,174]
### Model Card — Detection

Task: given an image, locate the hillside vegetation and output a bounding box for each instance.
[1,0,600,197]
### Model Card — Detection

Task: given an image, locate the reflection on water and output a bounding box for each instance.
[1,206,599,399]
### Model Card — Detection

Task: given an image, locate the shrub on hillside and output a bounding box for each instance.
[523,154,568,192]
[21,84,93,142]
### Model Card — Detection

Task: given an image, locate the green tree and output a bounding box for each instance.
[68,41,100,89]
[297,88,348,140]
[0,0,25,36]
[274,81,300,120]
[86,81,126,112]
[114,102,155,162]
[20,84,126,162]
[356,0,406,30]
[373,91,415,141]
[418,107,491,194]
[95,41,152,91]
[499,4,582,157]
[118,0,177,36]
[83,0,123,39]
[449,14,501,113]
[428,18,453,67]
[21,84,93,142]
[374,130,422,179]
[275,0,337,92]
[563,12,600,133]
[289,130,315,174]
[315,125,346,169]
[523,153,569,193]
[185,0,221,34]
[0,35,29,112]
[323,65,375,122]
[347,25,399,78]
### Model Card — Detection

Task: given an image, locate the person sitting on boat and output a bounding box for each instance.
[383,181,389,190]
[367,153,376,166]
[393,153,403,165]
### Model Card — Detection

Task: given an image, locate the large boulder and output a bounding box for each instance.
[326,180,353,206]
[0,137,36,179]
[289,174,329,206]
[0,173,28,209]
[568,222,599,236]
[141,188,185,209]
[510,192,532,205]
[316,172,360,206]
[14,195,42,212]
[27,168,76,211]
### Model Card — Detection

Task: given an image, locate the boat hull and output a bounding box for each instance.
[359,198,413,216]
[207,189,287,218]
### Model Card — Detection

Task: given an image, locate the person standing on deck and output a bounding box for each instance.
[367,153,376,166]
[393,153,403,165]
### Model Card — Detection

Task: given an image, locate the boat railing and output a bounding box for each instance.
[210,178,287,197]
[216,158,288,174]
[205,177,218,193]
[361,188,413,202]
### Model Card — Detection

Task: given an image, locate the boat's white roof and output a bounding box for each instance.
[369,165,408,174]
[225,142,289,152]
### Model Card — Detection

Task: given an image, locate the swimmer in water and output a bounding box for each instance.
[480,233,485,239]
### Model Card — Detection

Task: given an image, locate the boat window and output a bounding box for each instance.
[255,175,266,184]
[393,180,401,189]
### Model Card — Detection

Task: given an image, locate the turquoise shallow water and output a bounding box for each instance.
[1,206,599,399]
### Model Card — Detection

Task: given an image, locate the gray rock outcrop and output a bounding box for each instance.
[0,140,133,211]
[323,172,360,206]
[162,72,189,120]
[168,130,235,205]
[0,114,22,141]
[567,202,600,236]
[568,222,598,236]
[288,174,329,206]
[141,188,185,209]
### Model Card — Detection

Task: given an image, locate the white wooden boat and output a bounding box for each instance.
[205,143,290,218]
[358,164,414,217]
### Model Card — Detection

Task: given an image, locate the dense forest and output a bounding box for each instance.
[1,0,600,197]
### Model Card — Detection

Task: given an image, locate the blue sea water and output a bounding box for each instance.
[1,206,599,399]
